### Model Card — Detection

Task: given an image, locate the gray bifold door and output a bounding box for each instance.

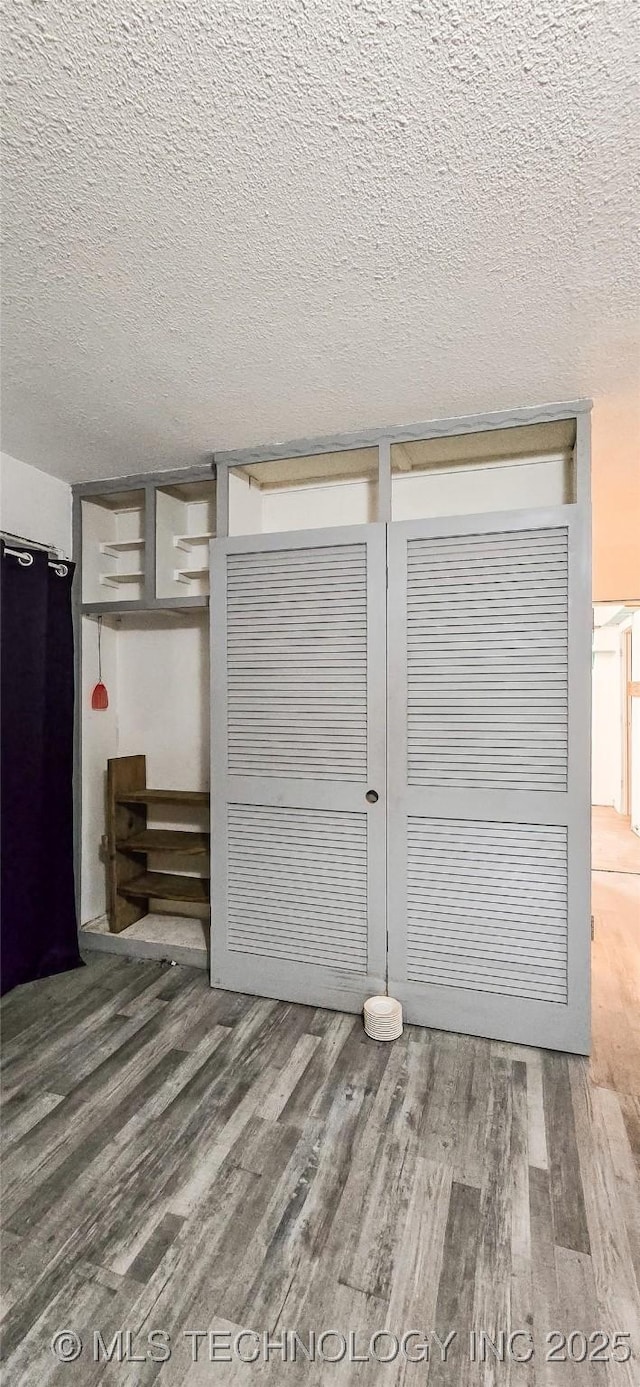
[387,510,591,1053]
[210,526,387,1013]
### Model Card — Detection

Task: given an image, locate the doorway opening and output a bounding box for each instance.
[591,601,640,1089]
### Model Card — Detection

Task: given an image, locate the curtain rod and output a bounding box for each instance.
[1,529,67,560]
[1,531,70,575]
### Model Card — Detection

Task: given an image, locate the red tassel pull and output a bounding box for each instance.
[91,616,109,710]
[91,681,109,710]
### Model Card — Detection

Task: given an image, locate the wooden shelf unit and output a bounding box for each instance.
[116,788,209,806]
[107,754,210,933]
[116,828,209,855]
[120,872,209,905]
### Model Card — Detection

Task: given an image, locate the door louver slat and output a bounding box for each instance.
[406,817,568,1003]
[226,544,368,781]
[227,804,369,970]
[406,527,568,791]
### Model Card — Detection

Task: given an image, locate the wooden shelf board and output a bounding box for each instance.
[116,788,209,806]
[117,829,210,855]
[120,871,210,904]
[82,597,209,614]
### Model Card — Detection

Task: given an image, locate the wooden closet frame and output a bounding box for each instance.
[72,399,592,959]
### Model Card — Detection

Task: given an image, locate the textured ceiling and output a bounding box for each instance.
[2,0,639,482]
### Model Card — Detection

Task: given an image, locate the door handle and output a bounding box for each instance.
[365,789,379,804]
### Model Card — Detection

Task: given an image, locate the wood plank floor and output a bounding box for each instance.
[1,938,639,1386]
[591,807,640,1100]
[2,810,639,1383]
[592,807,640,876]
[591,871,640,1096]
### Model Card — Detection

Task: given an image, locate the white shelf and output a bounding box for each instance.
[100,539,146,556]
[157,483,215,599]
[100,571,144,588]
[173,533,214,552]
[174,566,208,585]
[83,491,146,604]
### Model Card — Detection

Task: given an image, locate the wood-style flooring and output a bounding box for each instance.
[591,808,640,1101]
[592,807,640,876]
[1,815,639,1384]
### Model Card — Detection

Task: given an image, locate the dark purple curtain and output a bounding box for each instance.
[1,543,83,994]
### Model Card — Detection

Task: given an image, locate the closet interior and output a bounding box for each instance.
[82,489,146,602]
[75,408,588,1040]
[78,467,214,968]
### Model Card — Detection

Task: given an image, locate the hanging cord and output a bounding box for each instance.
[91,616,109,709]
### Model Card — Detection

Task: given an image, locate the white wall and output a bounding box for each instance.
[591,625,624,809]
[392,454,569,521]
[592,393,640,602]
[0,450,71,553]
[116,615,209,791]
[631,613,640,837]
[81,614,119,923]
[263,479,375,531]
[228,452,570,536]
[80,611,209,924]
[227,470,388,535]
[228,470,267,535]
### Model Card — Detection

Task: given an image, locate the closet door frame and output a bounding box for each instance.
[387,500,592,1053]
[209,409,590,1049]
[209,524,388,1013]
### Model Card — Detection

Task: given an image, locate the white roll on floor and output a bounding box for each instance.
[363,995,403,1041]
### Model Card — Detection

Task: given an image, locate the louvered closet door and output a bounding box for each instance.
[210,526,387,1013]
[387,511,591,1053]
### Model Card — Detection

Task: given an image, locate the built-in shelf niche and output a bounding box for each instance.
[156,479,216,598]
[228,447,378,535]
[390,419,577,521]
[82,491,146,603]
